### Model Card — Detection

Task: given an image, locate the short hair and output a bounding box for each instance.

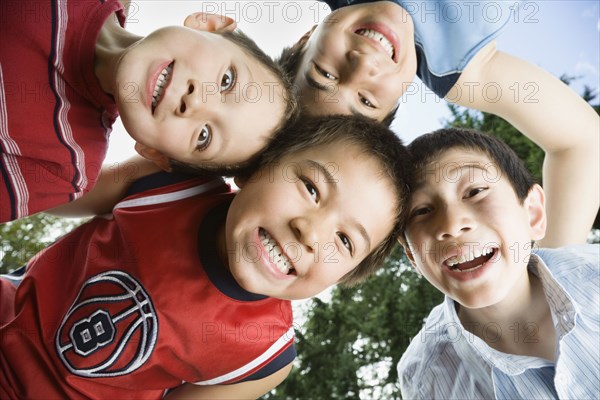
[407,128,536,202]
[253,114,411,286]
[169,29,299,176]
[278,40,398,127]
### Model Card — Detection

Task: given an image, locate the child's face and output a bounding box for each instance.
[225,142,397,300]
[295,2,417,121]
[403,148,546,309]
[115,26,285,167]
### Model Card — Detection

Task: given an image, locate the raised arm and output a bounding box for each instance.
[450,42,600,247]
[164,362,292,400]
[47,155,161,218]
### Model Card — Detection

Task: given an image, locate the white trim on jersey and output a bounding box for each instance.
[0,63,29,219]
[53,0,88,199]
[113,178,226,210]
[192,327,295,386]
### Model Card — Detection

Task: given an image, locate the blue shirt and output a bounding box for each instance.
[397,244,600,399]
[322,0,517,97]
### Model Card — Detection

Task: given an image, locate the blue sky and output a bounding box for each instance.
[106,0,600,161]
[499,1,599,94]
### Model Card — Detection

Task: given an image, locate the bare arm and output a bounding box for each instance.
[47,156,161,218]
[164,362,292,400]
[449,42,600,247]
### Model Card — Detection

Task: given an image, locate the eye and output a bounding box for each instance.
[359,94,375,109]
[337,232,354,254]
[464,187,487,199]
[315,63,338,81]
[220,67,236,92]
[196,125,211,151]
[301,178,320,203]
[410,206,432,219]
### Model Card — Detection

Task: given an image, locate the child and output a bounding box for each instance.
[397,128,599,399]
[278,0,599,248]
[0,115,411,399]
[0,0,296,223]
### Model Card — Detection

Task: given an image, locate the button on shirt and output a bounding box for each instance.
[397,244,600,399]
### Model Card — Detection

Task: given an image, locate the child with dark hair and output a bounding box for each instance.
[277,0,599,248]
[397,128,599,399]
[1,115,410,399]
[0,0,297,224]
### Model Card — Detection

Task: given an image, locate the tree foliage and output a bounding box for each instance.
[0,214,83,274]
[268,247,443,400]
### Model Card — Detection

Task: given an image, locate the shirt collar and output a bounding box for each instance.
[440,252,578,375]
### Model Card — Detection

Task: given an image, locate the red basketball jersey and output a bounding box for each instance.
[0,174,295,399]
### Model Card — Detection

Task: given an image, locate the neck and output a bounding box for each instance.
[458,267,557,360]
[94,12,141,96]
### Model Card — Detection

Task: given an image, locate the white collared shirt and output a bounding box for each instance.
[398,244,600,399]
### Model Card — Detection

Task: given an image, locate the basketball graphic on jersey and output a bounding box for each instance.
[55,271,158,378]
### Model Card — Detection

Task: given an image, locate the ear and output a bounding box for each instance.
[184,12,237,33]
[134,142,172,172]
[524,184,547,241]
[296,25,317,48]
[399,238,422,274]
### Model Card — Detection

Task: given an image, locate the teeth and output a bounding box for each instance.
[356,29,395,59]
[259,229,293,275]
[447,247,494,267]
[152,63,173,110]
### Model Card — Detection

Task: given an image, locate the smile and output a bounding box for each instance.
[259,228,295,276]
[445,248,497,273]
[151,61,174,113]
[355,28,396,60]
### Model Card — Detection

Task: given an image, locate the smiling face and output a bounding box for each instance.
[295,2,417,121]
[224,141,397,300]
[404,148,546,309]
[114,26,285,167]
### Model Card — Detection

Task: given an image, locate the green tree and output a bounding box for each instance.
[268,247,443,400]
[0,214,83,274]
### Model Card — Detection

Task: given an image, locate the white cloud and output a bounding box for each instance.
[575,61,599,76]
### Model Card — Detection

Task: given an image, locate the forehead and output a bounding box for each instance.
[414,148,497,190]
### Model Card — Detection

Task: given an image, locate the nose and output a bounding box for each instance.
[435,206,475,241]
[290,214,331,252]
[346,50,380,81]
[176,78,210,117]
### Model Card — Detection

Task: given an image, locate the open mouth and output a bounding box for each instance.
[355,28,396,60]
[259,228,296,276]
[445,248,497,273]
[151,61,174,113]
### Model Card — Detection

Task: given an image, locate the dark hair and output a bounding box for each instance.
[253,114,411,286]
[407,128,536,202]
[169,29,299,176]
[278,38,398,128]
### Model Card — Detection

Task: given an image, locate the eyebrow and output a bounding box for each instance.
[305,159,372,252]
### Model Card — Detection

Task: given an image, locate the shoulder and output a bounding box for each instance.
[535,244,599,280]
[397,303,448,395]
